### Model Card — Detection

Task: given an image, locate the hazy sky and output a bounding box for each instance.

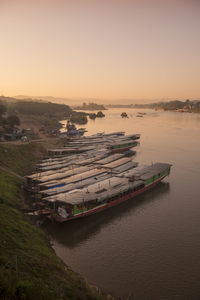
[0,0,200,101]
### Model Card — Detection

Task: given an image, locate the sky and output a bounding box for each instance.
[0,0,200,102]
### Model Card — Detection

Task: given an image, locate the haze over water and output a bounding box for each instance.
[44,109,200,300]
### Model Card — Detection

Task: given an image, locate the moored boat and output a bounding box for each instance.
[43,163,172,222]
[108,140,139,153]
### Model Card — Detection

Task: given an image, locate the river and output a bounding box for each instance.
[44,108,200,299]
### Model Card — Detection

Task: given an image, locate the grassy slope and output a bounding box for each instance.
[0,143,111,300]
[0,143,47,176]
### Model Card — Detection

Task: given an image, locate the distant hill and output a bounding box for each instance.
[12,101,72,116]
[132,99,200,113]
[15,95,106,106]
[15,95,74,105]
[73,102,106,111]
[14,95,167,106]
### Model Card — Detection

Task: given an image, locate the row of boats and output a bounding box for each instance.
[26,131,172,222]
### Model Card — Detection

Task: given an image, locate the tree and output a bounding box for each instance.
[96,111,105,118]
[7,114,20,128]
[0,102,6,118]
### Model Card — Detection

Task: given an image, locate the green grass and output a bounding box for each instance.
[0,144,112,300]
[0,143,47,176]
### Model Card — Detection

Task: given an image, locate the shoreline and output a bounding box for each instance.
[0,139,116,299]
[105,106,200,113]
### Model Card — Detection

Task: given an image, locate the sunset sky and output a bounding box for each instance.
[0,0,200,102]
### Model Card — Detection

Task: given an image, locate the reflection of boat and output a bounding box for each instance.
[43,182,170,248]
[136,112,146,117]
[44,163,172,223]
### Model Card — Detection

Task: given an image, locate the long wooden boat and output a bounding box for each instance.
[42,163,172,222]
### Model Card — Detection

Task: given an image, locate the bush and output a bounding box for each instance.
[7,114,20,128]
[13,101,72,117]
[70,114,88,125]
[96,111,105,118]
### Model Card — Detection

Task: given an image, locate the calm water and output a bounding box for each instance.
[44,109,200,299]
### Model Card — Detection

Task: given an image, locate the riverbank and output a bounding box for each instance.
[0,97,90,142]
[0,141,115,300]
[49,108,200,299]
[106,99,200,113]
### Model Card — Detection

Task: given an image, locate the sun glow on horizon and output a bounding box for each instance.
[0,0,200,101]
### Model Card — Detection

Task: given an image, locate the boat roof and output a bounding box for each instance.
[113,161,138,173]
[76,153,123,166]
[120,163,171,178]
[38,149,108,168]
[40,162,139,196]
[35,165,94,183]
[48,145,96,153]
[40,173,112,196]
[39,168,108,188]
[43,163,171,205]
[44,176,144,205]
[30,153,107,176]
[31,157,132,184]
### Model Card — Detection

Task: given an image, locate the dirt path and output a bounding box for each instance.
[0,136,63,147]
[0,165,25,181]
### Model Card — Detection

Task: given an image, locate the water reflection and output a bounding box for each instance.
[43,182,170,248]
[51,109,200,299]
